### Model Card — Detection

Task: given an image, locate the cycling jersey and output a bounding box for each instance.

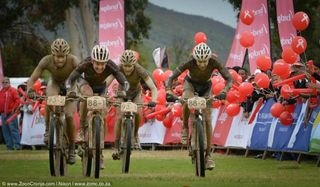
[66,57,127,89]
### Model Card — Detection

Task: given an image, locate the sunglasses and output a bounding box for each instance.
[197,60,208,64]
[123,64,133,68]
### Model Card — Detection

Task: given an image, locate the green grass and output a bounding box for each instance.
[0,146,319,187]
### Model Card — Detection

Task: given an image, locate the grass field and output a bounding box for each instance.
[0,145,319,187]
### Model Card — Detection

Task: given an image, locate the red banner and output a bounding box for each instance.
[99,0,125,63]
[226,0,270,74]
[211,106,234,146]
[276,0,297,50]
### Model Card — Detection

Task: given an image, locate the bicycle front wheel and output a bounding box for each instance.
[121,118,132,173]
[93,116,101,178]
[194,118,205,177]
[49,117,66,176]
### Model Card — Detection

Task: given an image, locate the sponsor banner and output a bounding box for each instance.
[309,105,320,153]
[99,0,125,63]
[226,0,270,74]
[20,109,45,145]
[163,117,183,145]
[248,99,275,150]
[138,120,166,144]
[270,103,302,151]
[287,103,311,152]
[212,106,234,146]
[276,0,298,50]
[225,108,253,148]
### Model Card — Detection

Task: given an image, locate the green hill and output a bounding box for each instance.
[140,3,236,70]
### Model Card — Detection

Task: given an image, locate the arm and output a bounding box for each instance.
[105,74,115,88]
[215,59,233,92]
[144,77,158,102]
[166,61,189,90]
[27,58,46,91]
[108,61,128,88]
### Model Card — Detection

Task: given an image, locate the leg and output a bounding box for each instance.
[204,107,215,170]
[44,80,60,145]
[7,116,21,150]
[77,84,93,142]
[112,101,122,160]
[181,81,194,144]
[1,114,14,150]
[65,101,77,164]
[133,93,142,149]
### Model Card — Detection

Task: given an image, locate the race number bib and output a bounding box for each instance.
[47,96,66,106]
[187,97,206,109]
[121,102,138,113]
[87,96,107,110]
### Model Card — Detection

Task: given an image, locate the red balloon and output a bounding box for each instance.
[284,104,295,113]
[272,59,291,77]
[229,69,239,82]
[240,31,255,48]
[254,73,270,89]
[281,48,298,64]
[163,70,173,81]
[226,90,239,103]
[40,107,46,116]
[212,82,225,95]
[212,100,222,108]
[156,114,164,121]
[134,51,140,61]
[279,111,293,126]
[172,103,182,117]
[226,103,240,117]
[194,32,207,44]
[163,112,173,128]
[173,85,183,96]
[291,36,307,54]
[211,76,225,86]
[292,11,310,31]
[33,80,42,92]
[280,84,292,99]
[240,9,255,25]
[256,55,272,71]
[157,89,166,105]
[238,82,254,96]
[152,69,165,82]
[270,102,285,118]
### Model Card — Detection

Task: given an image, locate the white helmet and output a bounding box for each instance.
[51,38,70,56]
[120,50,137,65]
[192,42,212,61]
[91,45,110,63]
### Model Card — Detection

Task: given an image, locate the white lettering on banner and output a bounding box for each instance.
[257,112,273,120]
[100,19,123,30]
[217,112,228,123]
[277,10,294,24]
[213,133,221,138]
[229,51,244,62]
[248,44,269,59]
[100,1,123,12]
[280,35,294,46]
[251,24,268,37]
[279,127,288,132]
[259,127,266,132]
[171,132,181,138]
[100,37,124,47]
[254,3,268,16]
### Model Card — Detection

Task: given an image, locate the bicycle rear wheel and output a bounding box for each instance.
[93,116,101,178]
[194,118,205,177]
[121,118,132,173]
[49,117,66,176]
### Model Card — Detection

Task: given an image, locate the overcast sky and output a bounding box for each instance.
[148,0,238,28]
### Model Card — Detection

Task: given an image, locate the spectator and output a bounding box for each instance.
[0,77,21,150]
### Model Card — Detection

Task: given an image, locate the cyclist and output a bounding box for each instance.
[65,44,129,169]
[166,42,233,170]
[107,50,158,160]
[27,38,79,164]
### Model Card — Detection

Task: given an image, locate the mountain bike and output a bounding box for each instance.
[167,94,214,177]
[112,100,153,173]
[36,95,74,177]
[77,95,107,178]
